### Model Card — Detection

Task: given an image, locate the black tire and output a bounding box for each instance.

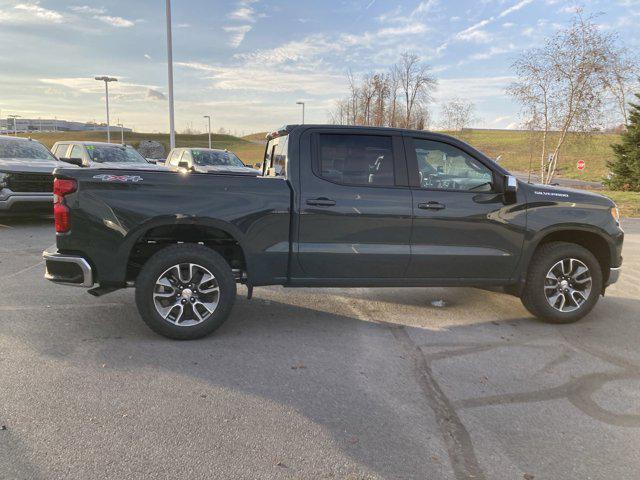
[521,241,602,324]
[135,244,236,340]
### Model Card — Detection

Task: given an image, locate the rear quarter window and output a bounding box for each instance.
[264,136,289,178]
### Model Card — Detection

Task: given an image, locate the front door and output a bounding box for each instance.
[406,136,525,279]
[297,130,412,278]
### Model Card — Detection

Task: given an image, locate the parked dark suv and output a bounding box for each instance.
[0,136,61,214]
[43,125,623,339]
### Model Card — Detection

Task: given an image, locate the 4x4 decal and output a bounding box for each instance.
[92,174,143,183]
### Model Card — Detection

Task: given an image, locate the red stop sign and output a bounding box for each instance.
[577,160,585,170]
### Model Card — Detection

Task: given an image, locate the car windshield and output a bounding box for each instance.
[86,145,147,163]
[192,150,244,167]
[0,138,56,161]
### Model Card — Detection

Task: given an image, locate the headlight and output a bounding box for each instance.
[611,206,620,224]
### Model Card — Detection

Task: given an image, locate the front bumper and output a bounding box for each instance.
[43,246,94,288]
[0,193,53,211]
[606,267,621,287]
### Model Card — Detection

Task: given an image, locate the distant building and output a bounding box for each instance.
[0,118,132,134]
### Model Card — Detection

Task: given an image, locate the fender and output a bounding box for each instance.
[517,222,617,283]
[119,215,252,276]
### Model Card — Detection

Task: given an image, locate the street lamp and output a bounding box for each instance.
[116,122,125,144]
[203,115,211,149]
[8,115,20,136]
[296,101,305,124]
[166,0,176,149]
[94,76,118,143]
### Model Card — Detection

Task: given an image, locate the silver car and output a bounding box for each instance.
[166,148,258,175]
[52,141,167,170]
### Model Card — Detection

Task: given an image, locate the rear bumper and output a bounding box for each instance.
[0,193,53,211]
[43,245,94,288]
[606,266,621,287]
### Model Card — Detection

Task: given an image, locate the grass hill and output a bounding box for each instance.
[443,129,620,183]
[241,132,268,143]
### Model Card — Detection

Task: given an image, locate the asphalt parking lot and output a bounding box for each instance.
[1,217,639,480]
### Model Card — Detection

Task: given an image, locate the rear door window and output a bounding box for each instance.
[54,144,69,157]
[315,134,394,187]
[70,145,84,160]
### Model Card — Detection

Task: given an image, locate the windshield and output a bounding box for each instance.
[192,149,245,167]
[0,138,56,161]
[86,145,147,163]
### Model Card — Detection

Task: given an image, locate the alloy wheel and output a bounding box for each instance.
[152,263,220,326]
[544,258,592,313]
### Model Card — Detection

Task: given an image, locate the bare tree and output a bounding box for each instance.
[388,65,401,127]
[440,98,477,131]
[508,12,620,184]
[605,48,639,127]
[398,52,437,129]
[329,52,437,130]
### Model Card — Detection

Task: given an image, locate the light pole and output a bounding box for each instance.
[116,122,125,144]
[166,0,176,149]
[203,115,211,149]
[95,76,118,143]
[296,101,305,124]
[8,115,20,136]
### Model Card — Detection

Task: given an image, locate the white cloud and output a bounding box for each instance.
[69,5,105,15]
[39,77,164,102]
[146,89,166,101]
[176,61,346,95]
[234,34,340,64]
[498,0,534,18]
[94,15,135,28]
[436,76,516,102]
[229,7,254,22]
[1,2,65,24]
[223,25,252,47]
[469,44,516,60]
[144,54,152,60]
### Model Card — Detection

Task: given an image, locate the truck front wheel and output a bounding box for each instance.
[135,244,237,340]
[521,241,602,324]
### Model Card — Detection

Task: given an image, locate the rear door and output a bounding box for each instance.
[406,135,524,279]
[296,129,412,278]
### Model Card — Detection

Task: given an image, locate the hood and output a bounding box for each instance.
[193,165,259,175]
[524,182,614,207]
[0,157,62,174]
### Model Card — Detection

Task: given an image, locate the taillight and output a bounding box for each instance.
[53,178,77,233]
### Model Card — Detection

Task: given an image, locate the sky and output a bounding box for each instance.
[0,0,638,134]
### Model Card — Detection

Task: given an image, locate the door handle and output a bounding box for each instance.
[306,197,336,207]
[418,201,445,210]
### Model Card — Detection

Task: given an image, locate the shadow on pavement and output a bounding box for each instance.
[3,286,639,479]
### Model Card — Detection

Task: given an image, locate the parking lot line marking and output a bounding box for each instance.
[2,261,44,281]
[0,303,127,312]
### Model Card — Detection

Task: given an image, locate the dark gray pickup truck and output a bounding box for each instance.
[43,125,623,339]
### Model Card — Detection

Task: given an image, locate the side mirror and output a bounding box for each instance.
[254,162,262,169]
[178,160,191,171]
[60,157,84,167]
[504,175,518,193]
[146,158,157,164]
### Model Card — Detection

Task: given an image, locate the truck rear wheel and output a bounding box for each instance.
[521,241,602,324]
[135,244,236,340]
